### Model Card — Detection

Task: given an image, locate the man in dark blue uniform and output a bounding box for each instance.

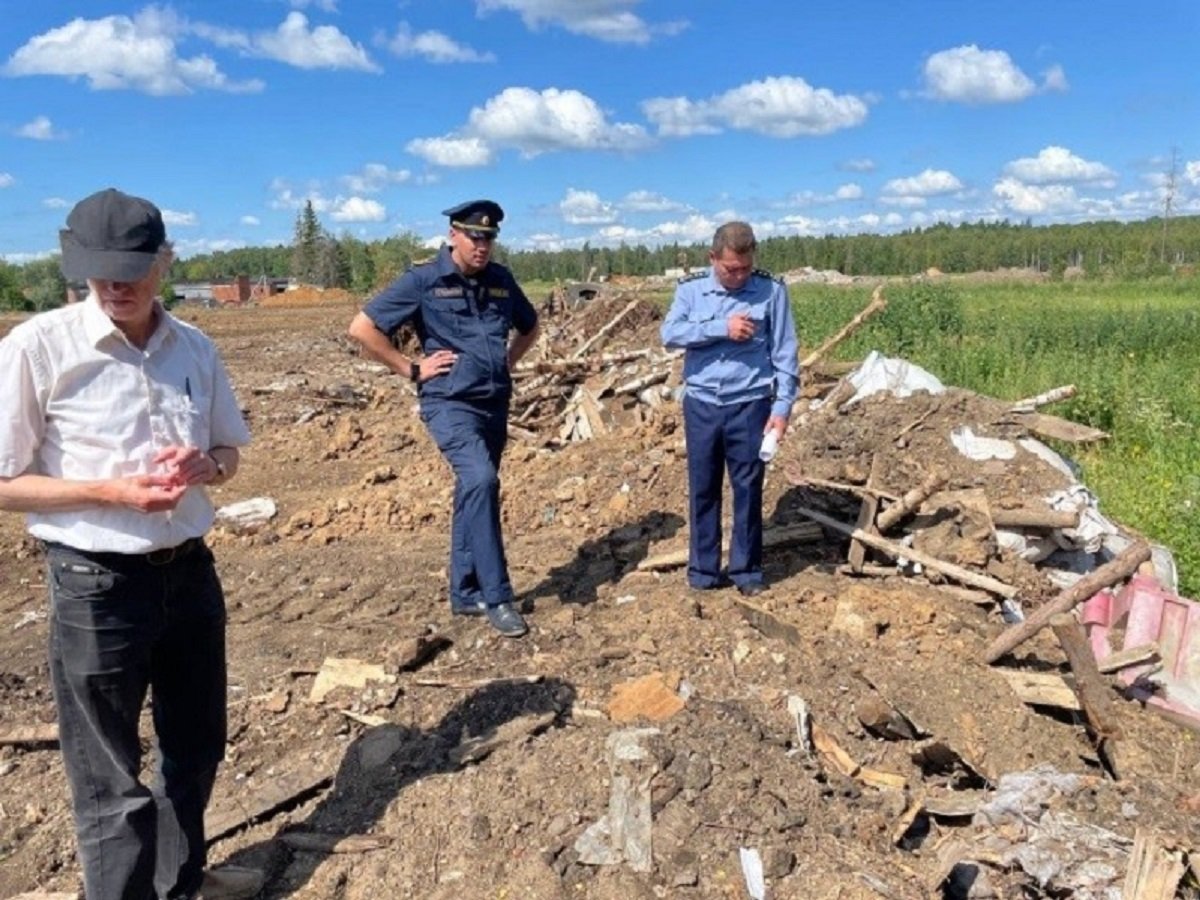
[348,200,539,637]
[662,221,799,597]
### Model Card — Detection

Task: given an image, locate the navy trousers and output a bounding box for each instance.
[45,540,227,900]
[421,398,515,609]
[683,394,771,589]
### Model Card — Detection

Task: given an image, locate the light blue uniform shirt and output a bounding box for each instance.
[661,268,800,420]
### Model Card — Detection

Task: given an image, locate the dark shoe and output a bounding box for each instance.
[486,602,528,638]
[451,599,487,617]
[198,865,265,899]
[688,575,733,592]
[736,582,766,597]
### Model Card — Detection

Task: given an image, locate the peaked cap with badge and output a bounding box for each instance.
[443,199,504,236]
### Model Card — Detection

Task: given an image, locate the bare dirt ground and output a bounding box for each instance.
[1,299,1198,900]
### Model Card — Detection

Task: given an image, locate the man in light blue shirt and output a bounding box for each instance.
[661,221,799,596]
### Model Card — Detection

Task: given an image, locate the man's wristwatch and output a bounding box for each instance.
[409,360,421,383]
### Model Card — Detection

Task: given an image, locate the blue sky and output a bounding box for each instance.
[1,0,1197,264]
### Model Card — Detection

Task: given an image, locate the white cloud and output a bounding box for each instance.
[43,196,70,208]
[15,115,65,140]
[195,13,376,71]
[993,178,1082,215]
[162,209,197,226]
[241,215,261,226]
[406,136,494,167]
[560,188,618,224]
[475,0,687,45]
[620,190,685,213]
[332,197,386,222]
[1042,64,1069,93]
[384,23,494,63]
[1182,160,1200,186]
[4,10,263,95]
[410,87,649,166]
[341,163,413,193]
[835,183,863,200]
[246,12,378,71]
[777,214,824,236]
[1003,146,1116,186]
[0,173,14,188]
[881,169,964,205]
[643,76,868,138]
[921,45,1037,104]
[841,157,876,172]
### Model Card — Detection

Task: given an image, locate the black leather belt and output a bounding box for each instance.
[44,537,204,567]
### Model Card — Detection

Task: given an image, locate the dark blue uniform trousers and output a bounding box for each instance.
[421,398,515,609]
[45,540,226,900]
[683,393,771,589]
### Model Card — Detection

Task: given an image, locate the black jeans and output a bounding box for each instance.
[45,540,227,900]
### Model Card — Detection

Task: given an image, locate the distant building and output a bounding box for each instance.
[170,276,289,306]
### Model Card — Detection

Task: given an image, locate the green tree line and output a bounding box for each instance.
[5,211,1199,311]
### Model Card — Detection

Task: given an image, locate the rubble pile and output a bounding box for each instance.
[1,299,1198,900]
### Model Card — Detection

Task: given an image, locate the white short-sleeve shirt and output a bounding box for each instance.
[0,296,251,552]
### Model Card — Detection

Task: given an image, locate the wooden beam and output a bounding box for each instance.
[795,504,1018,598]
[800,285,887,369]
[875,470,946,533]
[1052,614,1125,778]
[983,542,1151,664]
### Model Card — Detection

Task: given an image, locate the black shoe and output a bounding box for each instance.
[451,600,487,617]
[688,575,733,592]
[736,582,766,597]
[486,602,528,638]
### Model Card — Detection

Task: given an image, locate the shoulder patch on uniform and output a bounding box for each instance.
[677,270,706,284]
[752,268,777,280]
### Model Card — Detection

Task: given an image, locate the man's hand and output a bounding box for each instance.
[416,350,458,382]
[727,312,756,342]
[153,445,216,486]
[109,474,189,513]
[765,415,788,439]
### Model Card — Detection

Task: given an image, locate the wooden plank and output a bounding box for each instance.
[1097,641,1161,674]
[205,761,337,842]
[636,522,821,571]
[1122,828,1186,900]
[735,599,801,646]
[1013,410,1108,444]
[984,542,1151,663]
[0,724,59,747]
[998,669,1081,711]
[848,493,879,574]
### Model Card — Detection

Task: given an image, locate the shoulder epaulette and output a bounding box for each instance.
[677,270,706,284]
[752,267,779,281]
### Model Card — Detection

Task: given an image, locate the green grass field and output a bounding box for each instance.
[791,276,1200,595]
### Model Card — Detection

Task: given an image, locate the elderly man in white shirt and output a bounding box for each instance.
[0,189,258,900]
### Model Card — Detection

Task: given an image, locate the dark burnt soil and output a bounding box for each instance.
[1,302,1197,900]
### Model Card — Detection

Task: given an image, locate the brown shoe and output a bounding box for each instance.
[197,865,265,899]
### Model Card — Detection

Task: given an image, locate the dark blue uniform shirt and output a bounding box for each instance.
[362,246,538,402]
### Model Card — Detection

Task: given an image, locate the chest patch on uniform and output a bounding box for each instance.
[433,287,466,298]
[487,288,510,298]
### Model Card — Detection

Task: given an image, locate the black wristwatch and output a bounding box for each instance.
[409,360,420,383]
